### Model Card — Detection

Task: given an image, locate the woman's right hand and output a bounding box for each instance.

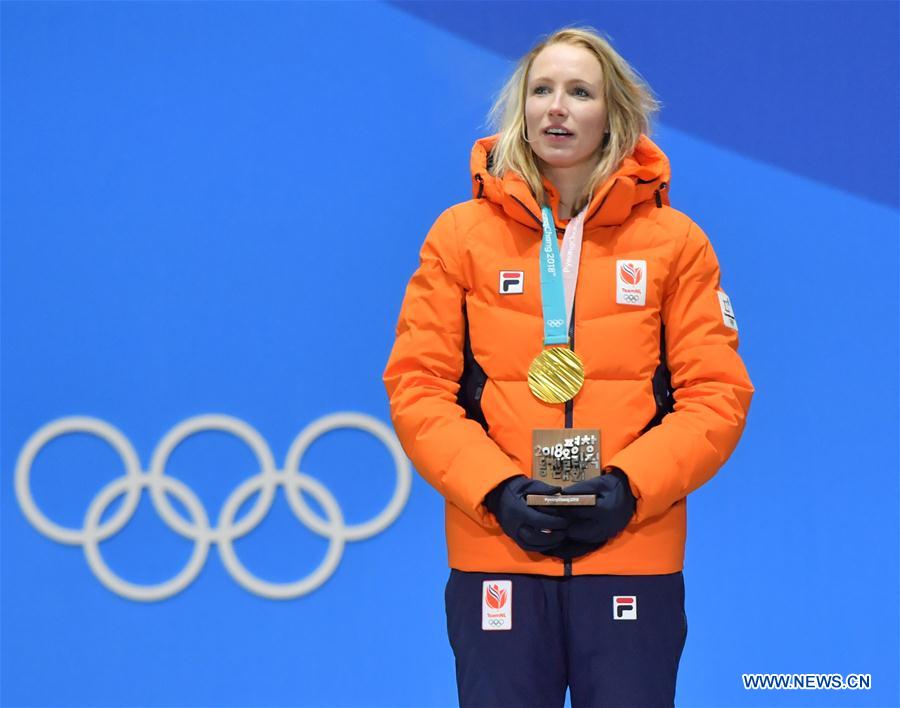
[483,476,570,553]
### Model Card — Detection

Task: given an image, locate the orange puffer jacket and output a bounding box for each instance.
[384,134,754,575]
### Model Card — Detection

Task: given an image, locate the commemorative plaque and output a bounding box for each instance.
[526,428,601,507]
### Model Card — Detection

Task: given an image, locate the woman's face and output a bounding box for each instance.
[524,43,608,172]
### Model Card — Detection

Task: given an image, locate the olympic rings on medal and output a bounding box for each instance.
[14,413,411,602]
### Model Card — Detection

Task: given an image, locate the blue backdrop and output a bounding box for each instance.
[2,2,898,707]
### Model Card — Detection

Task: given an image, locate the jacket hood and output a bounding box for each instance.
[469,133,671,232]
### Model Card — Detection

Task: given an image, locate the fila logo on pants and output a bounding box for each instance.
[499,271,524,294]
[614,595,637,620]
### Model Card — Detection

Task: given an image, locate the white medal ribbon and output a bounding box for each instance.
[560,208,586,332]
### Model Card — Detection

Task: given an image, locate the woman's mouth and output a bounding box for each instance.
[544,128,574,142]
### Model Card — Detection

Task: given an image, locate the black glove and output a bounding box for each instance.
[484,476,570,553]
[545,469,636,546]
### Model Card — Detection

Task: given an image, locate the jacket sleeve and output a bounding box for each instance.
[383,208,522,528]
[606,220,754,523]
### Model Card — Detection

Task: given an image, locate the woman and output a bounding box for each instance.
[383,26,753,708]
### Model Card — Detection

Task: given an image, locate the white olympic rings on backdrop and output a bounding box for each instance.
[14,413,411,602]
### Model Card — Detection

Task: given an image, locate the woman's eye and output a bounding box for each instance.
[533,86,550,95]
[573,87,591,97]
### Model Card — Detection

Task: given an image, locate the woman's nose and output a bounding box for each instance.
[549,95,567,116]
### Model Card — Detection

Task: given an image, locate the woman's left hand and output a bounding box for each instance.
[545,469,636,545]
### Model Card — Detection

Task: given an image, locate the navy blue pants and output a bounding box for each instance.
[445,570,687,708]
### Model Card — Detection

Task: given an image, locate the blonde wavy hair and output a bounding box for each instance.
[487,27,660,214]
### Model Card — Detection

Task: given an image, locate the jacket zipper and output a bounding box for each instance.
[565,305,575,429]
[510,193,576,429]
[564,298,575,577]
[509,192,577,577]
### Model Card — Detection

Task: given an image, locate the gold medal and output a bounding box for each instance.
[527,347,585,403]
